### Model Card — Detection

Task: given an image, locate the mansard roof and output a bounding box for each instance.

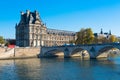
[47,28,76,36]
[19,10,42,24]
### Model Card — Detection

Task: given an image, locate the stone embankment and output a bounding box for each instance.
[0,47,40,59]
[0,48,6,53]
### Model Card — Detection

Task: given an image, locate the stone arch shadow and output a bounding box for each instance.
[97,46,120,58]
[70,48,90,58]
[44,49,64,57]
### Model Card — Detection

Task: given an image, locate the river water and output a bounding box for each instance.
[0,57,120,80]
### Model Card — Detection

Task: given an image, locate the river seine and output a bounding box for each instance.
[0,57,120,80]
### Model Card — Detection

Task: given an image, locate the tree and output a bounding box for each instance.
[75,28,85,44]
[109,35,117,43]
[85,28,94,44]
[75,28,94,44]
[93,37,98,44]
[5,41,10,46]
[0,36,4,44]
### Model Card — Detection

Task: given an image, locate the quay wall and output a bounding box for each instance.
[15,47,40,58]
[0,48,6,53]
[0,47,40,59]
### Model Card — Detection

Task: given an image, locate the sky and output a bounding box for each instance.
[0,0,120,39]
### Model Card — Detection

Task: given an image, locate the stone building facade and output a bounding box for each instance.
[16,10,76,47]
[94,29,112,39]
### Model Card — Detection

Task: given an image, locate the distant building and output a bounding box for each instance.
[94,28,112,39]
[16,10,76,47]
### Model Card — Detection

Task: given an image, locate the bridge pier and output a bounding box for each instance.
[87,52,96,59]
[64,48,71,58]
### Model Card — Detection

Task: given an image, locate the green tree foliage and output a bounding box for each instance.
[109,35,117,43]
[96,35,118,43]
[75,28,119,44]
[85,28,94,44]
[93,37,98,44]
[5,41,10,46]
[0,36,4,44]
[75,28,85,44]
[75,28,94,44]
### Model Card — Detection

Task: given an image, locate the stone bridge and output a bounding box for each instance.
[39,43,120,58]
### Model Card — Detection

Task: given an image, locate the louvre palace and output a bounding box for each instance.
[16,10,76,47]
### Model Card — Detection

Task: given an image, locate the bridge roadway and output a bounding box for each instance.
[39,43,120,58]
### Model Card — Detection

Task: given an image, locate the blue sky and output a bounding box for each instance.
[0,0,120,38]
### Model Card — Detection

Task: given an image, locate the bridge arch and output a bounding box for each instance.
[70,48,90,58]
[97,46,120,58]
[39,43,120,58]
[44,49,64,57]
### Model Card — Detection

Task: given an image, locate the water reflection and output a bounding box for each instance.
[0,57,119,80]
[0,60,18,80]
[14,59,41,80]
